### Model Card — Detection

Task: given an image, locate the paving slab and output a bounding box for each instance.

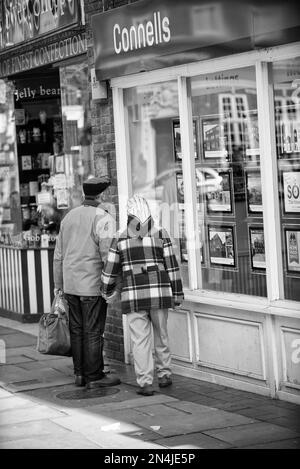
[204,422,300,447]
[62,393,178,414]
[93,402,257,438]
[79,429,165,450]
[0,419,72,443]
[235,405,300,420]
[155,432,234,449]
[16,358,72,371]
[263,416,300,433]
[0,404,67,426]
[242,438,300,449]
[0,396,39,412]
[0,388,14,399]
[0,327,20,335]
[0,333,37,348]
[0,432,102,449]
[1,355,36,365]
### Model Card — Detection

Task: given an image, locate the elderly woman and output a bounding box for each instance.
[101,195,184,396]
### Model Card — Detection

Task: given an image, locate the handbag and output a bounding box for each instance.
[37,291,72,356]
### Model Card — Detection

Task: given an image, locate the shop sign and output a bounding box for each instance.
[0,32,87,78]
[0,0,81,51]
[91,0,300,80]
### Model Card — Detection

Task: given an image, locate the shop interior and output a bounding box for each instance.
[0,60,93,249]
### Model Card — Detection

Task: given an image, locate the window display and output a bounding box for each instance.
[124,81,189,287]
[0,60,94,250]
[273,56,300,300]
[191,66,266,296]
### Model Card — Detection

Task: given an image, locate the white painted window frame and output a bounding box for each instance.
[111,41,300,321]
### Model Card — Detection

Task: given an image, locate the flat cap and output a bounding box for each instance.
[83,176,111,196]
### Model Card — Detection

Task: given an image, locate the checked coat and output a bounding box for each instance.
[101,215,184,314]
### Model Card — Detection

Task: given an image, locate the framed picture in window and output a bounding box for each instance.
[249,226,266,271]
[285,228,300,273]
[21,155,32,171]
[245,171,263,215]
[172,118,198,161]
[208,225,236,267]
[201,116,229,160]
[55,154,65,174]
[206,170,233,214]
[176,172,185,204]
[241,110,260,158]
[282,171,300,214]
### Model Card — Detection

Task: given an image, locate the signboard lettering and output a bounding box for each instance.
[0,0,80,50]
[0,32,87,77]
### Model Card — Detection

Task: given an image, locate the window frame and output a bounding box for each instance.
[111,41,300,317]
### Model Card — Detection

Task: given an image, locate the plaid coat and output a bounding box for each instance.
[101,215,184,314]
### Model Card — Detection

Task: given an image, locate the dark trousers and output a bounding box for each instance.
[65,294,107,383]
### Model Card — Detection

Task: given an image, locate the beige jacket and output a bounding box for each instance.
[53,202,115,296]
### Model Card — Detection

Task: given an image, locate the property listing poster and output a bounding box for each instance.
[283,172,300,213]
[286,230,300,272]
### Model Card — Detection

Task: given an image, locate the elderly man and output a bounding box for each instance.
[53,176,120,389]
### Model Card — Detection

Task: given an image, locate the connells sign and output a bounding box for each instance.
[0,0,80,50]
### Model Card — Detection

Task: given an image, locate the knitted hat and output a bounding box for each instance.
[83,176,111,197]
[127,194,151,223]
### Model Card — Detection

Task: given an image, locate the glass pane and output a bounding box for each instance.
[0,79,21,244]
[190,67,266,296]
[272,57,300,301]
[124,81,189,287]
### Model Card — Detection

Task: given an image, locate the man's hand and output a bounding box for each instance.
[106,290,120,305]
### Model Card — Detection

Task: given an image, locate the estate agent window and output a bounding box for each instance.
[272,56,300,302]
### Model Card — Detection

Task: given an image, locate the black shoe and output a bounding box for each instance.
[75,375,86,387]
[136,384,154,396]
[158,376,172,388]
[86,373,120,389]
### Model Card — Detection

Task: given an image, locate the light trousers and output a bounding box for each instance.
[127,309,172,387]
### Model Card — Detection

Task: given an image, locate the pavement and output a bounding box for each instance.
[0,317,300,450]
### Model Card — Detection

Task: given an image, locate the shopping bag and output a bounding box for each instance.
[37,291,72,356]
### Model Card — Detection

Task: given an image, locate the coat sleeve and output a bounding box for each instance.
[161,229,184,302]
[100,237,122,299]
[53,227,63,291]
[93,209,117,266]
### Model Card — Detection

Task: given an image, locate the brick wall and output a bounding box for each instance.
[84,0,142,362]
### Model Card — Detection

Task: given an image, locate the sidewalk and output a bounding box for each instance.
[0,317,300,449]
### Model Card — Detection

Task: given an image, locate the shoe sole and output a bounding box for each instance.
[86,380,121,389]
[158,382,172,388]
[136,391,154,396]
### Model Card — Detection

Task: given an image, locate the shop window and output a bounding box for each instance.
[0,60,94,249]
[189,66,266,297]
[124,81,189,287]
[272,57,300,302]
[0,80,21,243]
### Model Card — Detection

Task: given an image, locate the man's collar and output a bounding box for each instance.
[83,197,99,207]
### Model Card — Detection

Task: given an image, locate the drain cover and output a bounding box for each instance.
[56,387,120,400]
